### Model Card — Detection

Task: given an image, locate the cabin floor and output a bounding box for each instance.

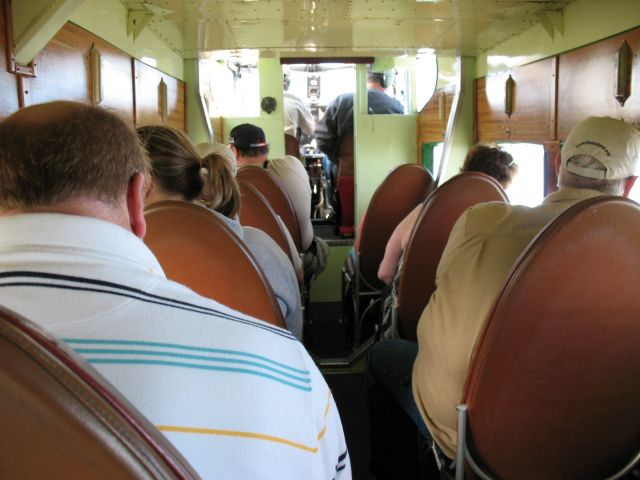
[306,300,373,480]
[307,222,438,480]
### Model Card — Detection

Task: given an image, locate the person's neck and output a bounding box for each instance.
[237,156,267,167]
[0,197,131,231]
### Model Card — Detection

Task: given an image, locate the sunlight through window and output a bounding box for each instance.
[498,143,545,207]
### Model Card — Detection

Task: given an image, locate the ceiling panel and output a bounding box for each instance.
[125,0,574,58]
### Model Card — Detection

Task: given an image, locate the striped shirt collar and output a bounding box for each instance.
[0,213,165,277]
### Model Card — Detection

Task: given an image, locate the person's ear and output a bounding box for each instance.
[127,172,146,238]
[623,176,637,198]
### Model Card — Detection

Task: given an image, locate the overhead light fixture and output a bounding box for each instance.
[505,74,515,117]
[90,44,103,106]
[158,78,168,123]
[614,40,632,107]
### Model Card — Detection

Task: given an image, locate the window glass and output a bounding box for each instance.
[201,50,260,118]
[366,51,437,115]
[498,142,545,207]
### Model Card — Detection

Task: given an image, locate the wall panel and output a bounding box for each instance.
[417,87,454,144]
[0,1,19,117]
[134,59,186,131]
[557,27,640,140]
[476,57,556,143]
[26,23,134,123]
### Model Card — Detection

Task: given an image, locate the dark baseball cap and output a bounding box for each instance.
[228,124,269,150]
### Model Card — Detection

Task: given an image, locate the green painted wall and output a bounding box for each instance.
[70,0,184,80]
[350,64,418,224]
[11,0,85,65]
[476,0,640,78]
[184,59,211,144]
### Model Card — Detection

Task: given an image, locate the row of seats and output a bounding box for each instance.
[344,163,640,478]
[143,163,308,330]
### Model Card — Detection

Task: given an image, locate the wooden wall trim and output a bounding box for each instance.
[557,27,640,140]
[475,57,557,143]
[3,0,36,76]
[0,0,18,115]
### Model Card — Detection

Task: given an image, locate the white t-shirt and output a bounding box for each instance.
[284,92,315,138]
[267,155,314,251]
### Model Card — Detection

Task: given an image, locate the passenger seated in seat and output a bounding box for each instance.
[0,102,350,479]
[229,123,329,283]
[197,140,304,276]
[138,126,303,339]
[368,117,640,474]
[377,144,518,286]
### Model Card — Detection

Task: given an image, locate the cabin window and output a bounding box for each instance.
[202,51,261,117]
[367,51,437,115]
[498,142,545,207]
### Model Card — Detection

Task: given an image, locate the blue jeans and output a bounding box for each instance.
[368,339,431,439]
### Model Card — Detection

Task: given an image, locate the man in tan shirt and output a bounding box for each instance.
[368,117,640,471]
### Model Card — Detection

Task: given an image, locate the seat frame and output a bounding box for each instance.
[341,164,435,353]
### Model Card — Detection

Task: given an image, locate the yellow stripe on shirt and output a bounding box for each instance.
[157,390,334,454]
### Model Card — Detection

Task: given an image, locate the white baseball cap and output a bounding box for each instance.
[561,116,640,180]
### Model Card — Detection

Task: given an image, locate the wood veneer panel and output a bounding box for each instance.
[133,59,186,131]
[26,23,134,124]
[212,116,224,143]
[476,57,556,143]
[418,87,453,143]
[557,27,640,140]
[0,1,19,117]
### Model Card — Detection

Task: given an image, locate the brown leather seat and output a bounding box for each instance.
[343,163,435,347]
[237,179,303,283]
[337,133,354,178]
[358,163,436,290]
[284,133,300,159]
[236,165,303,252]
[143,200,285,328]
[334,134,355,235]
[457,196,640,479]
[396,172,509,341]
[0,305,199,479]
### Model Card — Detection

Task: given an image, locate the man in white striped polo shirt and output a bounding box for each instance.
[0,101,350,479]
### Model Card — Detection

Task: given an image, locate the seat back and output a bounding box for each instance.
[333,134,355,235]
[337,133,354,178]
[0,305,199,479]
[336,175,355,237]
[359,164,435,290]
[463,196,640,479]
[236,165,303,252]
[237,180,301,277]
[284,133,300,159]
[144,201,284,328]
[397,172,508,341]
